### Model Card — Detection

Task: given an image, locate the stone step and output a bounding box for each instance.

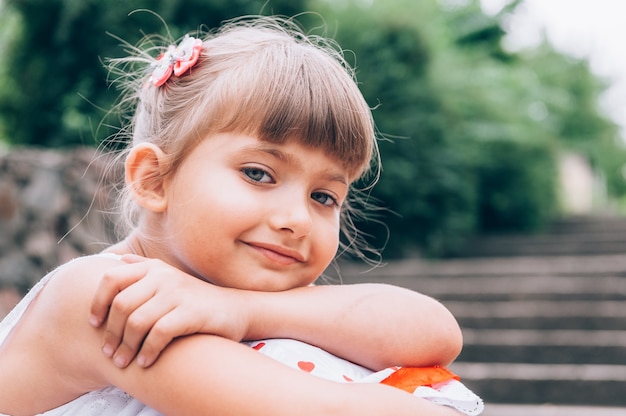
[457,316,626,331]
[451,362,626,406]
[462,329,626,346]
[549,216,626,235]
[459,237,626,257]
[481,404,626,416]
[446,300,626,319]
[337,244,626,408]
[457,216,626,257]
[449,299,626,330]
[459,329,626,364]
[365,274,626,302]
[473,230,626,244]
[337,254,626,280]
[460,343,626,365]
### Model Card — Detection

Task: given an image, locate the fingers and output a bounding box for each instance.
[133,310,192,367]
[90,257,230,369]
[89,262,148,328]
[108,294,178,368]
[99,272,160,366]
[94,259,191,369]
[111,300,204,368]
[120,253,149,264]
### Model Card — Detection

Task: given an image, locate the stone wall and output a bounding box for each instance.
[0,147,120,298]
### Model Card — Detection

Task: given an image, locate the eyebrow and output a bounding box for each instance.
[243,144,349,185]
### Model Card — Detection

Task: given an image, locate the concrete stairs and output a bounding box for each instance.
[460,215,626,257]
[339,215,626,414]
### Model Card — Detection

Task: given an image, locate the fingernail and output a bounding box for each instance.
[89,315,100,327]
[114,355,126,368]
[137,355,147,368]
[102,344,114,357]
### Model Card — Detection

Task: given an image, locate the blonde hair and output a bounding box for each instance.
[108,15,380,263]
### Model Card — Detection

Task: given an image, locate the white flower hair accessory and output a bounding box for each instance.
[150,35,203,87]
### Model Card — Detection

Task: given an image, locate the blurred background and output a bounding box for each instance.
[2,0,626,257]
[1,0,626,414]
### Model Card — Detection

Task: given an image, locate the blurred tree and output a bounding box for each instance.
[0,0,308,147]
[1,0,624,258]
[311,0,480,256]
[527,45,626,198]
[312,0,624,257]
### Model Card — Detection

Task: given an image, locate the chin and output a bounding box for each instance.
[211,268,313,292]
[244,275,305,292]
[246,282,293,292]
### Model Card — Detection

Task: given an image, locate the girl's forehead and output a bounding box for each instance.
[194,133,352,183]
[256,136,353,181]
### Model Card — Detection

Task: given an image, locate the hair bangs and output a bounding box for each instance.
[208,38,375,180]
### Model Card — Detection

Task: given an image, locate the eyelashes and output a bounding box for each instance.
[241,167,339,207]
[311,192,338,207]
[242,167,273,183]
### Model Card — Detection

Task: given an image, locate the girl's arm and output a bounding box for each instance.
[90,255,462,370]
[20,256,461,416]
[106,333,464,416]
[242,283,462,370]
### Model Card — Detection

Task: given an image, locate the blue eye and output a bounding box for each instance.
[243,167,273,183]
[311,192,337,207]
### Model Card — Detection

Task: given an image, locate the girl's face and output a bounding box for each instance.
[159,133,349,291]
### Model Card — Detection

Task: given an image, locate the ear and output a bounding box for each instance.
[125,143,169,213]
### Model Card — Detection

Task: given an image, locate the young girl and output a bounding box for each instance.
[0,16,481,415]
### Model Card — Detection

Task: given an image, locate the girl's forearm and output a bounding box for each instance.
[113,334,461,416]
[241,283,462,370]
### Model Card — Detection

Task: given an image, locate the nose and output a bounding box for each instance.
[268,192,313,239]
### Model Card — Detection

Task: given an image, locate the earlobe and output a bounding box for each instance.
[125,143,169,213]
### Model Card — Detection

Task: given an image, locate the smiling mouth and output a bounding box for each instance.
[245,242,305,266]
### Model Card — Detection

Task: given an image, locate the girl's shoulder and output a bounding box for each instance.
[0,253,126,414]
[40,253,124,316]
[0,252,124,340]
[36,252,125,350]
[50,252,123,285]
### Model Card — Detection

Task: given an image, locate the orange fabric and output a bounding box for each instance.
[380,366,460,393]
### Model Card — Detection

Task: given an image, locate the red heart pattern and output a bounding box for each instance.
[297,361,315,373]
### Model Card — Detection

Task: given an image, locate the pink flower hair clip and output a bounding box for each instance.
[150,35,203,87]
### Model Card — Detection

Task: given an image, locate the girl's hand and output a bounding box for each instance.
[89,254,249,368]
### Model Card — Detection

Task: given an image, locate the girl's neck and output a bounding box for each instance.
[104,231,147,257]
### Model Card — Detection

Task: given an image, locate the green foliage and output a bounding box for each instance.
[311,1,478,257]
[474,139,557,231]
[0,0,308,147]
[1,0,625,258]
[313,0,624,257]
[527,46,626,197]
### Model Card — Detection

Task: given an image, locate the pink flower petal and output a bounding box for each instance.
[150,63,173,87]
[151,36,202,86]
[173,38,203,76]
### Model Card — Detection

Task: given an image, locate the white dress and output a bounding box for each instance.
[0,254,159,416]
[0,254,483,415]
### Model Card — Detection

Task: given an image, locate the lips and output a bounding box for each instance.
[244,241,306,265]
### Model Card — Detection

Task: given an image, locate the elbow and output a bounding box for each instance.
[432,303,463,366]
[440,315,463,366]
[388,297,464,369]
